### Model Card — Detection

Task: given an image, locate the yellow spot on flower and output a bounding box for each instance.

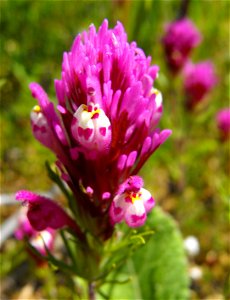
[33,105,41,113]
[130,192,142,203]
[82,103,101,119]
[151,88,159,96]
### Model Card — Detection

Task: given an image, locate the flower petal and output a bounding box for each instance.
[124,201,146,228]
[140,188,155,213]
[109,194,126,224]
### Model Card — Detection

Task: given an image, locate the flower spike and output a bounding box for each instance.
[19,20,172,238]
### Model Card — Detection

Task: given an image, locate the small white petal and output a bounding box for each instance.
[184,236,200,257]
[125,201,146,228]
[109,194,127,224]
[139,188,155,212]
[189,266,203,280]
[151,88,163,108]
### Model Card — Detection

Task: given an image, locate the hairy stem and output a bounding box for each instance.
[177,0,190,20]
[88,282,95,300]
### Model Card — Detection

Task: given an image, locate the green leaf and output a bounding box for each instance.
[105,206,190,300]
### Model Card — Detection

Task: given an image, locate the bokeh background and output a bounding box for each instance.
[0,0,229,299]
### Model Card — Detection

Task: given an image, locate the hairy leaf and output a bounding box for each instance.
[106,206,190,300]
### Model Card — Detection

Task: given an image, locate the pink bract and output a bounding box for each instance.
[15,191,80,234]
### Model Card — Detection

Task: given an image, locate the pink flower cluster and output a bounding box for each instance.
[162,18,201,73]
[184,61,217,109]
[162,17,217,110]
[216,108,230,141]
[16,20,171,235]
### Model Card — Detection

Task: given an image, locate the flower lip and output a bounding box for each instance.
[71,102,112,155]
[109,176,155,228]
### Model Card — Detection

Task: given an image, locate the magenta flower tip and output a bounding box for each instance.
[16,190,39,202]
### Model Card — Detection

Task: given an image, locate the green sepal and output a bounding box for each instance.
[45,161,71,201]
[27,235,76,275]
[96,227,154,283]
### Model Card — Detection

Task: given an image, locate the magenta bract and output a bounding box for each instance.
[15,191,79,233]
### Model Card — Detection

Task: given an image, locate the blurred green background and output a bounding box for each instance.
[0,0,229,299]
